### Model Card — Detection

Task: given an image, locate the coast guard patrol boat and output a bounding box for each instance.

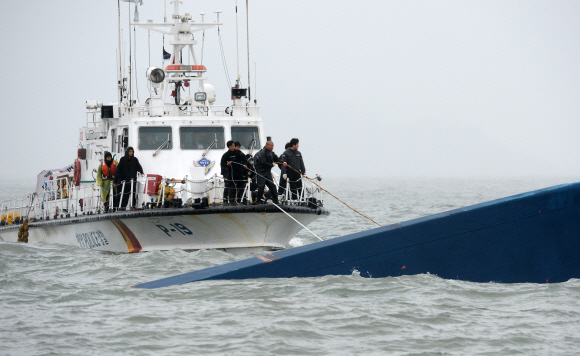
[0,1,329,253]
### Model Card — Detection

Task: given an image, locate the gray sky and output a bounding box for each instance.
[1,1,579,180]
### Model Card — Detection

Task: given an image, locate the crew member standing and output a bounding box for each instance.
[281,138,306,200]
[278,142,291,196]
[234,142,251,202]
[241,143,257,192]
[254,141,282,204]
[115,146,144,209]
[220,141,248,205]
[96,152,117,213]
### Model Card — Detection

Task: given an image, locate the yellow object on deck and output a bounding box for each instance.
[1,213,20,226]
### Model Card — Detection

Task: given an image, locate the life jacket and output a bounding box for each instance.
[102,162,117,180]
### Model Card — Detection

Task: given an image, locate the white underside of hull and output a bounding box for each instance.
[0,212,323,253]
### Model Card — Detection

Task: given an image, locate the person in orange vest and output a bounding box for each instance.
[97,151,117,213]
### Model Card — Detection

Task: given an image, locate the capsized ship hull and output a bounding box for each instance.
[134,182,580,288]
[0,205,329,253]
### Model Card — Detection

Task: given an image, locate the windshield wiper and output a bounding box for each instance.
[152,134,171,157]
[202,134,218,158]
[249,134,257,155]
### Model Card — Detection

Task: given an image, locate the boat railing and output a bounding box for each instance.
[279,176,323,206]
[234,172,323,206]
[0,178,100,223]
[0,194,35,225]
[84,104,261,127]
[38,178,98,220]
[115,104,261,118]
[1,172,321,226]
[85,111,108,139]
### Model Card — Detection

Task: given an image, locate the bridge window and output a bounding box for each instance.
[138,127,173,150]
[231,126,260,149]
[180,127,225,150]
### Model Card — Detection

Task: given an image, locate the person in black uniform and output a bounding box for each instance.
[253,141,282,204]
[281,138,306,200]
[115,146,144,210]
[234,142,252,202]
[278,142,291,196]
[241,145,258,194]
[220,140,248,205]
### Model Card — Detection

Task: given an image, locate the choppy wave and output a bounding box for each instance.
[2,177,580,355]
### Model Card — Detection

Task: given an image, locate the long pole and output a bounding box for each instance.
[128,0,132,106]
[254,62,257,102]
[246,0,251,100]
[118,0,123,104]
[148,29,151,67]
[235,0,240,85]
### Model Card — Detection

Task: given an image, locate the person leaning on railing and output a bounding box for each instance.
[96,151,117,213]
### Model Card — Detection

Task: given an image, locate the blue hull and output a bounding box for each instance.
[134,182,580,289]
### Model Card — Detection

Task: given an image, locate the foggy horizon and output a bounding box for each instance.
[1,1,579,182]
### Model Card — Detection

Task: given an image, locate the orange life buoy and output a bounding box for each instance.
[73,159,81,186]
[102,162,117,180]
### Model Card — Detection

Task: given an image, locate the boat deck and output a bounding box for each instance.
[0,204,330,232]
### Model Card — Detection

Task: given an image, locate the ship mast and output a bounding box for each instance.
[134,1,222,112]
[117,0,123,104]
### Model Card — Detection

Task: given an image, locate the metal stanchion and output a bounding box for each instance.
[118,181,126,210]
[129,179,134,209]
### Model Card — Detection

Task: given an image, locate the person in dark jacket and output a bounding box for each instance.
[220,141,248,205]
[253,141,282,204]
[242,147,257,193]
[115,146,144,209]
[281,138,306,200]
[277,142,292,196]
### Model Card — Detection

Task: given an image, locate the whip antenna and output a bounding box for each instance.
[117,0,123,103]
[128,0,132,105]
[235,0,241,87]
[246,0,251,101]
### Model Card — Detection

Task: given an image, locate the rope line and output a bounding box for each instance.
[271,202,323,241]
[276,162,382,227]
[96,162,381,227]
[218,27,232,88]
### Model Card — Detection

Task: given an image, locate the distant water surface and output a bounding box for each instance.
[1,177,579,355]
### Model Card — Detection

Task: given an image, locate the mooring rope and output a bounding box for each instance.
[271,202,323,241]
[230,160,382,227]
[276,162,382,227]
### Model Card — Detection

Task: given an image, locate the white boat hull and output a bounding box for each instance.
[0,206,328,253]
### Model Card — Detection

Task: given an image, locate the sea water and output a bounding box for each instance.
[1,177,579,355]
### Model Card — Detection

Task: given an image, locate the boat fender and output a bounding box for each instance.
[17,219,29,243]
[73,160,81,187]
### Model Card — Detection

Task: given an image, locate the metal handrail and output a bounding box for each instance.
[1,170,321,224]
